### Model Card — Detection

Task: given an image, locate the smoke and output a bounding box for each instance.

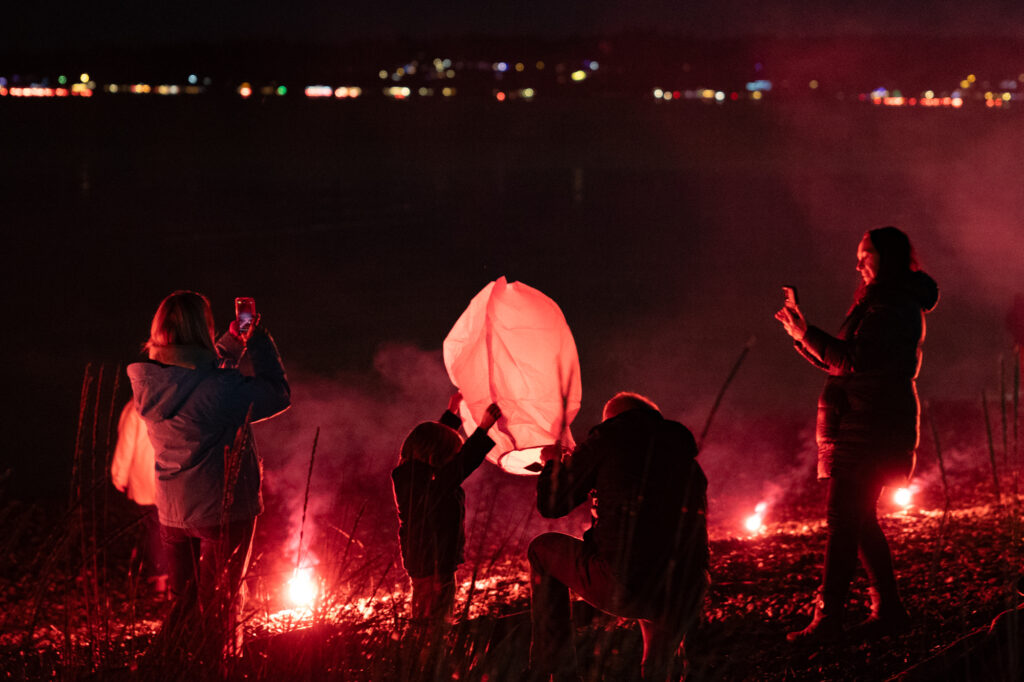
[255,343,456,572]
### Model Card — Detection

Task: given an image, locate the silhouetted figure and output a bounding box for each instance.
[128,290,290,665]
[391,394,501,680]
[529,392,709,682]
[110,401,167,594]
[776,226,939,642]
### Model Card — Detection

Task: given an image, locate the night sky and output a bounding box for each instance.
[5,0,1024,50]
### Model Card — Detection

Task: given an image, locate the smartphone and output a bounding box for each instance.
[235,297,256,334]
[782,285,799,308]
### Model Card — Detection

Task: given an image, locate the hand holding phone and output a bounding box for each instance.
[235,297,257,337]
[782,285,799,309]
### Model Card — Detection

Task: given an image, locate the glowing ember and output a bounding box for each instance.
[893,487,913,508]
[744,502,768,533]
[288,567,318,607]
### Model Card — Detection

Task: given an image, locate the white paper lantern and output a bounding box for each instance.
[443,277,582,475]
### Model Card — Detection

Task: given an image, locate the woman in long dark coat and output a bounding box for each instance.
[776,226,939,642]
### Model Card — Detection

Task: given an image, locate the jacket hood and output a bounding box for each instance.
[127,361,215,421]
[907,270,940,313]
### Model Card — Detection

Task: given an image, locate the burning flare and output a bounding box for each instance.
[893,487,913,509]
[288,567,317,608]
[745,502,767,534]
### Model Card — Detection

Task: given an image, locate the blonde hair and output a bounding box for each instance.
[145,290,216,353]
[400,421,464,468]
[602,391,660,421]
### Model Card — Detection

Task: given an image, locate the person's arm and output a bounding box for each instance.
[801,303,907,374]
[439,392,462,430]
[536,435,601,518]
[432,403,501,490]
[224,325,291,423]
[216,329,246,369]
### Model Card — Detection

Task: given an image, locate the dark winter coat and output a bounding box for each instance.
[392,411,495,579]
[796,271,939,482]
[127,328,290,529]
[537,408,709,600]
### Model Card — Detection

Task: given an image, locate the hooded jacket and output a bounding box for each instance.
[127,328,290,529]
[391,411,495,578]
[537,408,709,600]
[796,270,939,482]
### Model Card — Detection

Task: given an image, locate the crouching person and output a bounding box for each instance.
[529,392,709,682]
[391,394,502,679]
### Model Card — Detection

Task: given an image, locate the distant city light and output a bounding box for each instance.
[277,85,287,96]
[745,80,772,92]
[445,69,455,78]
[305,85,333,98]
[515,62,525,72]
[960,79,970,89]
[188,74,198,85]
[715,91,725,101]
[418,87,432,97]
[442,87,455,97]
[58,75,67,85]
[80,73,89,83]
[238,83,252,98]
[653,88,664,99]
[809,80,819,89]
[752,91,763,100]
[385,86,411,100]
[521,88,535,99]
[494,62,508,72]
[571,70,587,82]
[536,61,545,70]
[588,60,599,71]
[378,70,388,80]
[495,91,506,101]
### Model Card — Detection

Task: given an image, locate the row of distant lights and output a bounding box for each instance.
[379,58,599,83]
[654,88,765,102]
[0,72,95,97]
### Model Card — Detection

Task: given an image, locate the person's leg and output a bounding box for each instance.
[528,533,591,678]
[157,524,201,655]
[789,473,867,642]
[856,481,910,634]
[408,573,456,679]
[638,570,709,681]
[195,519,257,659]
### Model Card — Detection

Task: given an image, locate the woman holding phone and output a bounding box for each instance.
[128,291,290,663]
[775,227,938,642]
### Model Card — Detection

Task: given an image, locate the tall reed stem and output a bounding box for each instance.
[983,389,1002,505]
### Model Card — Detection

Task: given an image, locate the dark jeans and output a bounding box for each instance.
[134,505,168,579]
[159,517,256,658]
[529,532,707,682]
[822,468,900,611]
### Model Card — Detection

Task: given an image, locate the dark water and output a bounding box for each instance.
[2,96,1021,505]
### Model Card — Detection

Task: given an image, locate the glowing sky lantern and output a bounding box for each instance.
[444,277,582,475]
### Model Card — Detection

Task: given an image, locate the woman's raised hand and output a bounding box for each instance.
[775,305,808,342]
